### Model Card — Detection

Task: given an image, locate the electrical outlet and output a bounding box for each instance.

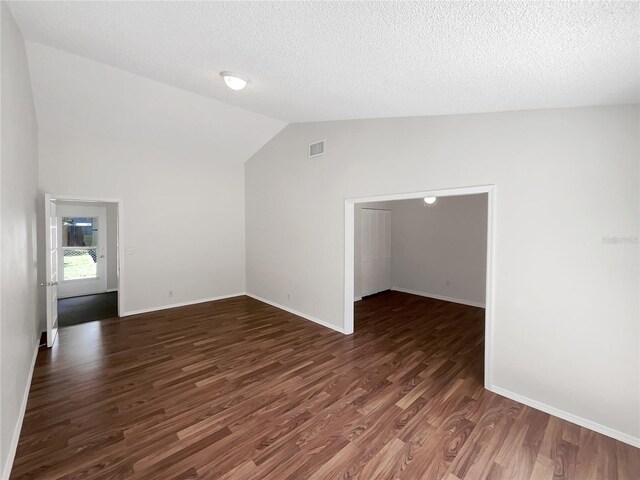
[168,290,174,297]
[125,247,135,255]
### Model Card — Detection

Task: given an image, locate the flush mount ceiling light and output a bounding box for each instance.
[424,196,437,205]
[220,71,249,91]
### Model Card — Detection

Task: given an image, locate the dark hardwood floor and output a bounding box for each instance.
[11,292,639,479]
[58,292,118,327]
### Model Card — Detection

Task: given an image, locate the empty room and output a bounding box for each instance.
[1,1,638,479]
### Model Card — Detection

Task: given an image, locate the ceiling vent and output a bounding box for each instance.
[309,140,326,158]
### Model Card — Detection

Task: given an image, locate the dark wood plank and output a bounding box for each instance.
[10,292,640,479]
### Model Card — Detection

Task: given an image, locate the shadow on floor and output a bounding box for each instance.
[58,291,118,327]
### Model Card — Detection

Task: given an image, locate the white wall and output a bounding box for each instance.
[391,195,487,306]
[245,105,640,443]
[27,42,286,314]
[0,3,40,475]
[353,196,487,304]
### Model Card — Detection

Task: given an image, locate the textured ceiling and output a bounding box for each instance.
[9,1,640,123]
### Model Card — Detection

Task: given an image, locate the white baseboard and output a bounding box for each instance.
[246,293,345,334]
[354,296,362,302]
[122,293,246,316]
[391,287,485,308]
[106,288,118,293]
[489,385,640,448]
[2,340,39,480]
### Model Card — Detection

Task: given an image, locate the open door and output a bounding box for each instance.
[45,194,59,347]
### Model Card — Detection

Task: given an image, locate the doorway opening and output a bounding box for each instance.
[344,185,495,388]
[44,194,124,346]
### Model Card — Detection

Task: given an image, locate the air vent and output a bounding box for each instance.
[309,140,326,158]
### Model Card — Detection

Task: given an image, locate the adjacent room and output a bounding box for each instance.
[352,192,489,435]
[1,1,638,479]
[54,199,119,329]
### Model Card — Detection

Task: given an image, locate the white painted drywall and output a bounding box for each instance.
[245,105,640,442]
[27,42,286,314]
[0,3,41,475]
[391,196,487,306]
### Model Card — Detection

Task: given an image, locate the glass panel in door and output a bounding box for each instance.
[62,217,99,281]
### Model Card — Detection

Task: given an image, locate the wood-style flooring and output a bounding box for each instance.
[11,292,640,479]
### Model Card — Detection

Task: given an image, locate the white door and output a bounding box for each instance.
[361,208,391,297]
[45,195,59,347]
[57,204,108,298]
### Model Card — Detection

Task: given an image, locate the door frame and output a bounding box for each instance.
[344,184,496,388]
[47,194,124,317]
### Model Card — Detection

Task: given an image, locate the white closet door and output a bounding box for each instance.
[361,209,391,296]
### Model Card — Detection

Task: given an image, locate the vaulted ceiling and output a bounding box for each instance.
[9,1,639,123]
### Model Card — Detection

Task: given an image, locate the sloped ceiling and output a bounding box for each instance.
[9,1,639,123]
[25,42,287,163]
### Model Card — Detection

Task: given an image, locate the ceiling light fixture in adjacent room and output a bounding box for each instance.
[220,71,249,91]
[424,196,437,205]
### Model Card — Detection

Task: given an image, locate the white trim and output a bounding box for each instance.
[121,293,245,316]
[391,287,485,308]
[106,288,118,293]
[344,200,355,334]
[51,195,122,203]
[2,341,39,480]
[246,293,345,334]
[490,385,640,448]
[351,185,493,204]
[354,296,362,302]
[485,185,496,390]
[344,184,496,389]
[117,200,124,317]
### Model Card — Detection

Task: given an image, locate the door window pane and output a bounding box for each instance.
[62,217,99,280]
[63,248,98,280]
[62,217,98,247]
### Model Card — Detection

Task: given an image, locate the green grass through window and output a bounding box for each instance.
[63,250,97,280]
